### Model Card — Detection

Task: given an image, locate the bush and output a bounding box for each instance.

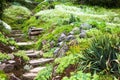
[80,34,120,77]
[76,0,120,8]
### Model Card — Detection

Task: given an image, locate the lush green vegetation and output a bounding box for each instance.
[0,0,120,80]
[13,51,30,61]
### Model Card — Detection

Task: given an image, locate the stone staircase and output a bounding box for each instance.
[8,29,26,42]
[6,28,52,80]
[22,50,54,80]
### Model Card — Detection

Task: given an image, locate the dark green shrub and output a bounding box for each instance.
[74,0,120,8]
[80,34,120,77]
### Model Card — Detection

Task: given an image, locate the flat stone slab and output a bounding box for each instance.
[23,73,37,80]
[29,58,54,66]
[17,42,34,46]
[26,51,43,58]
[30,67,46,73]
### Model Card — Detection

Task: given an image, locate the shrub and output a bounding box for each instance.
[80,34,120,77]
[34,65,53,80]
[75,0,120,8]
[0,70,8,80]
[0,53,10,62]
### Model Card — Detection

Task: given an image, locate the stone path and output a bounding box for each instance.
[6,29,54,80]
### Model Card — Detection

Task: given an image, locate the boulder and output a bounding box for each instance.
[0,63,14,73]
[57,41,64,47]
[79,32,86,38]
[58,33,66,42]
[66,35,75,41]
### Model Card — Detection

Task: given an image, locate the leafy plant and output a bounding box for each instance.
[0,53,10,62]
[62,71,116,80]
[34,65,53,80]
[55,54,81,74]
[0,71,8,80]
[13,51,30,61]
[43,48,56,58]
[80,34,120,77]
[0,32,16,46]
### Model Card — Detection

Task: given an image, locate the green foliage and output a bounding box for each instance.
[34,1,55,13]
[3,5,31,29]
[55,54,81,74]
[13,51,30,61]
[34,65,53,80]
[0,53,10,62]
[0,71,8,80]
[43,48,56,58]
[62,71,116,80]
[86,28,102,38]
[0,32,16,46]
[80,34,120,77]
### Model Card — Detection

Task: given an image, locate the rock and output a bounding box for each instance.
[10,73,21,80]
[66,35,75,41]
[26,51,42,58]
[58,33,66,42]
[0,63,14,72]
[50,40,55,48]
[22,73,37,80]
[54,48,60,56]
[57,41,64,47]
[24,65,33,71]
[69,31,74,35]
[8,60,16,64]
[29,58,54,66]
[54,43,68,57]
[80,23,92,30]
[30,67,46,73]
[8,54,15,59]
[79,32,86,38]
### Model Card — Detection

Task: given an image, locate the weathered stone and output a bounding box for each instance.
[10,74,21,80]
[54,48,60,56]
[23,73,37,80]
[8,54,15,59]
[0,63,14,72]
[29,58,54,66]
[66,35,75,41]
[26,51,42,58]
[79,32,86,38]
[69,31,74,35]
[54,43,68,57]
[58,33,66,42]
[50,40,55,48]
[80,23,92,30]
[24,65,33,71]
[30,67,46,73]
[8,60,16,64]
[57,41,64,47]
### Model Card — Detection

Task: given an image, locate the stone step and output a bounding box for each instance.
[8,33,24,37]
[23,67,46,80]
[22,73,37,80]
[29,58,54,66]
[29,67,46,73]
[26,51,43,58]
[17,42,34,46]
[11,30,22,34]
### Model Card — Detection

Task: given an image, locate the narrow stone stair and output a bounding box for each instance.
[23,67,46,80]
